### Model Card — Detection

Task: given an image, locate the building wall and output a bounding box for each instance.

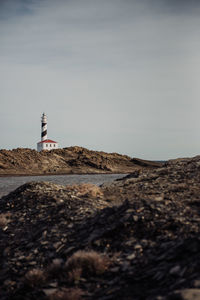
[37,142,58,152]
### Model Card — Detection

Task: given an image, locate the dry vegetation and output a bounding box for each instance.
[65,183,103,198]
[45,258,63,280]
[65,250,109,279]
[0,212,11,228]
[48,288,83,300]
[25,269,45,287]
[23,251,109,300]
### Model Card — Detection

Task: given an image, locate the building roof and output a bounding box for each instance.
[37,139,58,144]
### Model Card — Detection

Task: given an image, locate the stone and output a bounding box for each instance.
[43,288,58,296]
[155,195,164,201]
[127,253,136,260]
[169,265,181,276]
[194,280,200,288]
[133,215,139,222]
[171,289,200,300]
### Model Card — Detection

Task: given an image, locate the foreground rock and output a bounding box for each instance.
[1,155,200,299]
[0,146,162,176]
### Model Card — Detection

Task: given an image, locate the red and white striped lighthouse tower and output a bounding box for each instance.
[37,113,58,151]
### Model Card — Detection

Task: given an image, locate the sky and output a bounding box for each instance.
[1,0,200,160]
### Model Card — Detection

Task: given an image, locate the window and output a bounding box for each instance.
[46,144,48,147]
[50,144,51,147]
[54,144,56,147]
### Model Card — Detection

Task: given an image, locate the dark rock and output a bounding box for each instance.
[169,289,200,300]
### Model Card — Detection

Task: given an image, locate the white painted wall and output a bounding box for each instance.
[37,142,58,152]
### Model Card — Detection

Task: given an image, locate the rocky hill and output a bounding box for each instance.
[0,146,161,176]
[1,155,200,299]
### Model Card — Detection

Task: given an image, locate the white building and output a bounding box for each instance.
[37,113,58,151]
[37,139,58,151]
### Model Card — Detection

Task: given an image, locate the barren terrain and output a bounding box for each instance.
[0,147,161,176]
[1,155,200,299]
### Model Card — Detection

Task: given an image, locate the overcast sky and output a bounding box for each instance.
[1,0,200,159]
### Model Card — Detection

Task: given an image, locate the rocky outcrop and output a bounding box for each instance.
[1,155,200,299]
[0,146,162,175]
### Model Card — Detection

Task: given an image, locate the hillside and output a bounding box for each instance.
[1,155,200,299]
[0,146,162,175]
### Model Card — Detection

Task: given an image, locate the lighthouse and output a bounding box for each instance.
[37,113,58,152]
[41,113,47,141]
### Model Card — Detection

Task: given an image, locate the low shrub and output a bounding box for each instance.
[0,213,11,228]
[65,250,109,280]
[25,268,45,287]
[45,258,63,280]
[48,288,82,300]
[65,183,103,198]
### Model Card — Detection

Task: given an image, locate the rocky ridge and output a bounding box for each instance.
[1,156,200,299]
[0,146,162,175]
